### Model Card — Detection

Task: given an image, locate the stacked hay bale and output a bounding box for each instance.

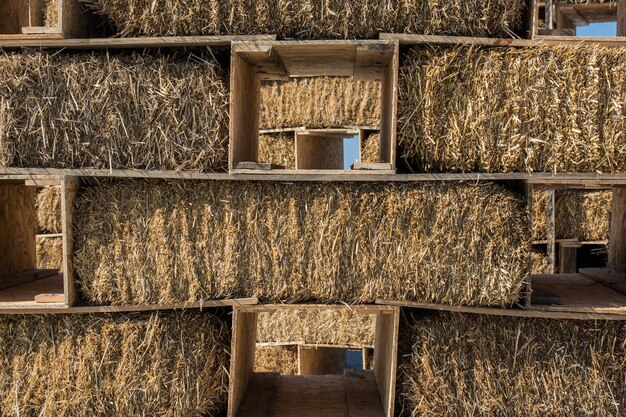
[398,312,626,416]
[0,51,229,172]
[44,0,58,27]
[531,249,552,274]
[0,311,229,416]
[254,345,299,375]
[532,190,612,241]
[35,187,63,270]
[74,180,529,307]
[84,0,527,38]
[258,134,296,169]
[398,45,626,173]
[260,77,381,130]
[361,133,381,163]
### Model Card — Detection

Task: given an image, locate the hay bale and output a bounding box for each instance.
[257,308,376,347]
[254,345,298,375]
[260,77,380,129]
[36,236,63,271]
[0,311,229,417]
[258,134,295,169]
[531,249,551,274]
[398,45,626,173]
[84,0,527,38]
[44,0,58,27]
[532,190,611,241]
[0,51,229,172]
[74,180,529,306]
[398,312,626,417]
[361,133,381,163]
[36,186,62,233]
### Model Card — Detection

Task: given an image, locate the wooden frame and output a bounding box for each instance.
[228,304,400,417]
[229,40,399,174]
[0,0,96,40]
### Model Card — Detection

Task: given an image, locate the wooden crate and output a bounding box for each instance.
[0,0,95,39]
[229,40,399,174]
[532,0,626,38]
[0,175,78,310]
[228,304,400,417]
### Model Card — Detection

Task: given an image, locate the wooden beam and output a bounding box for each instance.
[34,293,65,303]
[228,309,258,417]
[61,176,79,306]
[546,190,556,274]
[379,33,626,47]
[559,243,578,273]
[619,0,626,36]
[238,44,289,81]
[609,188,626,273]
[354,43,394,81]
[373,309,399,417]
[546,0,554,30]
[558,5,589,27]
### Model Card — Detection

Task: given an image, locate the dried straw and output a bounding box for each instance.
[260,77,381,129]
[361,133,381,163]
[257,308,375,347]
[84,0,527,38]
[398,45,626,173]
[36,236,63,271]
[531,249,551,274]
[0,51,229,172]
[36,186,62,233]
[258,134,295,169]
[44,0,58,27]
[0,311,229,417]
[532,190,612,241]
[254,345,298,375]
[398,312,626,417]
[74,180,529,306]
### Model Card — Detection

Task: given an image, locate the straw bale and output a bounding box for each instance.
[44,0,58,27]
[84,0,527,38]
[258,134,295,169]
[257,308,375,347]
[36,236,63,271]
[254,345,298,375]
[398,45,626,173]
[0,311,229,417]
[260,77,380,129]
[36,186,62,233]
[398,312,626,417]
[74,180,529,306]
[531,249,551,274]
[0,51,229,172]
[532,190,611,241]
[361,133,381,163]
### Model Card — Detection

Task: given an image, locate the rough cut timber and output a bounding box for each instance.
[398,44,626,173]
[397,311,626,417]
[74,180,529,307]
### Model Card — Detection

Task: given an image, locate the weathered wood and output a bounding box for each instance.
[352,162,393,171]
[0,269,59,290]
[0,183,37,276]
[344,370,385,417]
[546,0,554,30]
[546,190,556,274]
[379,33,626,47]
[0,273,65,309]
[235,373,280,417]
[619,0,626,36]
[238,44,289,81]
[228,309,259,417]
[379,41,398,170]
[295,133,345,170]
[559,244,578,273]
[61,176,79,306]
[298,346,346,375]
[34,293,65,303]
[235,161,285,170]
[579,268,626,296]
[609,188,626,273]
[373,310,399,417]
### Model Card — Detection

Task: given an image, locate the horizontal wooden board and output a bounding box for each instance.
[380,33,626,47]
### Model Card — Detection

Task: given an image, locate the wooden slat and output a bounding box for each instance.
[352,162,393,171]
[379,41,398,169]
[345,370,385,417]
[238,44,289,81]
[373,309,399,417]
[256,341,374,349]
[579,268,626,296]
[0,269,59,290]
[559,244,578,273]
[609,188,626,273]
[619,0,626,36]
[271,375,349,417]
[228,309,259,417]
[34,293,65,303]
[379,33,626,47]
[61,176,79,306]
[376,299,626,321]
[0,35,275,49]
[546,190,556,274]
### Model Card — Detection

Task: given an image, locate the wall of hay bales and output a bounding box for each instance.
[260,77,381,130]
[397,312,626,417]
[397,45,626,173]
[84,0,528,38]
[0,51,229,172]
[532,190,612,241]
[256,308,376,347]
[0,311,229,417]
[74,179,529,306]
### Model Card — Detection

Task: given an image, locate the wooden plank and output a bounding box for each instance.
[24,179,61,187]
[609,188,626,273]
[379,41,398,170]
[0,183,37,276]
[229,52,261,170]
[530,273,626,314]
[228,309,259,417]
[546,0,554,30]
[546,190,556,274]
[558,5,589,27]
[379,33,626,47]
[0,35,275,49]
[236,303,395,314]
[271,375,348,417]
[235,162,284,170]
[373,309,399,417]
[298,346,346,376]
[21,27,61,35]
[61,176,79,306]
[344,370,385,417]
[523,183,534,308]
[528,0,538,38]
[579,268,626,296]
[354,43,395,81]
[376,298,626,321]
[352,162,393,171]
[295,133,344,170]
[559,244,578,273]
[0,297,258,314]
[619,0,626,36]
[235,373,280,417]
[0,269,59,290]
[0,274,65,309]
[34,293,65,303]
[238,44,289,81]
[257,341,374,349]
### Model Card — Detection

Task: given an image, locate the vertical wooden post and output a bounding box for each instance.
[545,0,554,30]
[609,188,626,273]
[227,309,258,417]
[559,243,578,273]
[546,190,556,274]
[62,176,80,306]
[618,0,626,36]
[373,309,399,417]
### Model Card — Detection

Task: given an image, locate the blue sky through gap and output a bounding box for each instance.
[576,22,617,36]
